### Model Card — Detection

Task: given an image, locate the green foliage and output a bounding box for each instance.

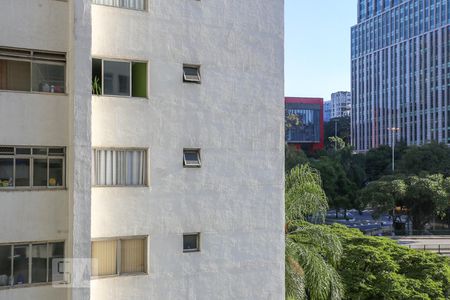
[359,174,450,229]
[285,165,344,300]
[329,224,450,300]
[365,145,392,181]
[285,164,328,223]
[324,117,351,147]
[359,178,407,218]
[404,174,449,229]
[286,113,301,129]
[311,153,362,215]
[328,136,346,151]
[397,142,450,176]
[285,145,309,172]
[92,76,102,95]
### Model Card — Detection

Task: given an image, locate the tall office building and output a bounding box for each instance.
[330,91,352,119]
[0,1,285,299]
[351,0,450,151]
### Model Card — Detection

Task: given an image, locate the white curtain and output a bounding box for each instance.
[92,0,115,6]
[93,0,145,10]
[94,149,146,186]
[120,0,145,10]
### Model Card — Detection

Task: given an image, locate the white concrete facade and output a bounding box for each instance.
[0,0,285,299]
[330,91,351,119]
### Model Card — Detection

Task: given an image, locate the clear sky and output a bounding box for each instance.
[285,0,357,100]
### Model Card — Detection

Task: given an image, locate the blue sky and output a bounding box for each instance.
[285,0,357,100]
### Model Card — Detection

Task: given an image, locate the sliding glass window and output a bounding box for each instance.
[0,241,64,287]
[0,146,65,189]
[0,47,66,93]
[92,58,147,98]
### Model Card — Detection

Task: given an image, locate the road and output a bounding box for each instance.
[392,236,450,256]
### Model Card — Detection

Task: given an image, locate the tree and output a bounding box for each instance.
[330,224,450,300]
[358,177,407,218]
[324,117,351,149]
[404,175,449,230]
[285,146,309,173]
[359,174,450,230]
[365,145,393,181]
[285,165,344,300]
[311,155,358,218]
[397,142,450,176]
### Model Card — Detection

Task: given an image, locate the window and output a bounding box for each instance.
[92,58,147,97]
[183,233,200,252]
[0,146,65,189]
[92,0,147,10]
[91,237,147,277]
[0,47,66,93]
[93,148,147,186]
[183,65,201,83]
[0,241,64,287]
[183,149,201,168]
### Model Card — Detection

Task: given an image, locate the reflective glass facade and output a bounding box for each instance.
[286,103,321,143]
[352,0,450,151]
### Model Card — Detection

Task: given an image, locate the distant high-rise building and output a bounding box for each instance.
[351,0,450,151]
[330,91,351,119]
[324,100,332,122]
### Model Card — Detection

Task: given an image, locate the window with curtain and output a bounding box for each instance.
[92,240,117,277]
[93,149,147,186]
[92,0,146,11]
[0,47,66,93]
[91,237,146,277]
[121,239,146,274]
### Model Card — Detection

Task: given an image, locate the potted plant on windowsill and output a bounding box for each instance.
[92,76,101,95]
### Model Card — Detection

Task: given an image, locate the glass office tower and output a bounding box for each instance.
[351,0,450,151]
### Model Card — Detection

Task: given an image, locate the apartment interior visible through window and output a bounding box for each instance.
[92,58,147,97]
[0,47,66,93]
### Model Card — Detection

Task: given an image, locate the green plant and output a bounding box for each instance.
[92,76,102,95]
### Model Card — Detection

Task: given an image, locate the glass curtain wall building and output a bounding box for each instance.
[351,0,450,151]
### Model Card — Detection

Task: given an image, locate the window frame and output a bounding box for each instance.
[183,233,201,253]
[0,47,66,94]
[92,57,148,98]
[92,0,148,11]
[183,148,201,168]
[92,147,149,187]
[0,146,66,190]
[91,236,148,279]
[0,240,65,289]
[183,64,201,83]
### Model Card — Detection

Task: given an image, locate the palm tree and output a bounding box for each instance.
[285,164,344,300]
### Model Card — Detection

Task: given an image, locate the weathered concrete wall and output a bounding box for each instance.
[67,0,92,299]
[91,0,285,299]
[0,0,284,298]
[0,285,67,300]
[0,93,69,146]
[0,1,71,299]
[0,0,68,52]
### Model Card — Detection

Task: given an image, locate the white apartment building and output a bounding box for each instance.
[0,1,285,299]
[330,91,351,119]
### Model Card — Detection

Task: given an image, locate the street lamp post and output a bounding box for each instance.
[334,119,338,151]
[387,127,400,173]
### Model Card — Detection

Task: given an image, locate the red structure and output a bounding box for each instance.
[285,97,324,152]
